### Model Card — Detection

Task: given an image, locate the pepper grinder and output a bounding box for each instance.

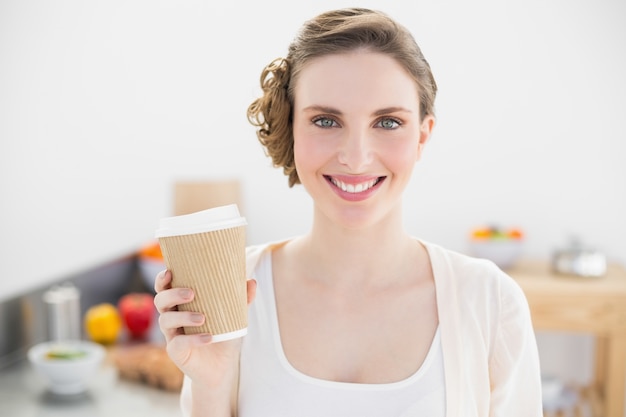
[42,282,82,341]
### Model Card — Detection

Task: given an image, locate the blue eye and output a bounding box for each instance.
[377,118,400,129]
[313,117,338,128]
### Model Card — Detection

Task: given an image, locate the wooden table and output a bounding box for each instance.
[508,261,626,417]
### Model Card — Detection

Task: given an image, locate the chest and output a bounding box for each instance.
[273,271,438,384]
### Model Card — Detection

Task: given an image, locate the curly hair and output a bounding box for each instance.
[247,8,438,187]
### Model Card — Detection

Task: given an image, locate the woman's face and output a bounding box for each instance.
[292,51,434,230]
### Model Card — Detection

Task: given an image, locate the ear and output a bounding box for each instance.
[416,115,435,160]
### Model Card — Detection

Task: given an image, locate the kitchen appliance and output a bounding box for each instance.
[552,238,607,278]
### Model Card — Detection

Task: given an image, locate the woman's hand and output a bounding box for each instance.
[153,270,257,389]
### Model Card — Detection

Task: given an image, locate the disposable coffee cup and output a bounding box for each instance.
[155,204,247,342]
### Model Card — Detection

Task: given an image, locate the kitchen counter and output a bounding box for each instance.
[0,250,185,416]
[0,356,182,417]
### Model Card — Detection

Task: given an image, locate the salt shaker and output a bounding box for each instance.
[42,282,81,341]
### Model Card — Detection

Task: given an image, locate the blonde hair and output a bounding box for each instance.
[247,8,437,187]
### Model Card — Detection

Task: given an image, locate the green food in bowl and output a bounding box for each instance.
[29,340,106,395]
[45,349,88,360]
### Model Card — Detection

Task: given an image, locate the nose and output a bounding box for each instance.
[337,129,374,171]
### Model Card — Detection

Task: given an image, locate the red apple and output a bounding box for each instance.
[118,293,154,339]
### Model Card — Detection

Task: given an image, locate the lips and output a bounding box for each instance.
[324,175,385,198]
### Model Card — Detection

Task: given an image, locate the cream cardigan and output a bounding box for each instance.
[181,239,543,416]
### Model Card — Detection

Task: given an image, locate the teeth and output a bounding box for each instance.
[331,178,379,193]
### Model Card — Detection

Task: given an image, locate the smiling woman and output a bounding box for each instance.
[1,1,625,414]
[153,7,543,417]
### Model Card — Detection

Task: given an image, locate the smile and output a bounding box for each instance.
[325,176,384,194]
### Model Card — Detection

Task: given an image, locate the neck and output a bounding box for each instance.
[293,205,418,288]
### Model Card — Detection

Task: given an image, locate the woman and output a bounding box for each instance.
[154,8,542,416]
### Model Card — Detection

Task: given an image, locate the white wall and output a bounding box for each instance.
[1,0,625,401]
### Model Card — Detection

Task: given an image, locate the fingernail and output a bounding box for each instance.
[190,313,204,323]
[199,334,212,344]
[179,288,192,299]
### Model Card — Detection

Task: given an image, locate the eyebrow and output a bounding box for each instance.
[301,105,343,115]
[300,105,413,116]
[373,107,413,116]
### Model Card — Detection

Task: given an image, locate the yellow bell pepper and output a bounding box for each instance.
[84,303,122,344]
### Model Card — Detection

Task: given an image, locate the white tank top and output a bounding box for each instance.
[238,251,446,417]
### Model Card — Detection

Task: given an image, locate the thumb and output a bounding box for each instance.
[246,279,257,305]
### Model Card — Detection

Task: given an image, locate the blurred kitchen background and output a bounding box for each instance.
[1,0,625,415]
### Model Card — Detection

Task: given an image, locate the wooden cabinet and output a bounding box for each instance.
[509,261,626,417]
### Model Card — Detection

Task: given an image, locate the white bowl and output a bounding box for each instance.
[468,239,522,270]
[28,340,106,395]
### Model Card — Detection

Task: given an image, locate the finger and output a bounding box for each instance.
[154,287,194,314]
[159,310,205,331]
[158,310,205,343]
[246,279,257,305]
[154,269,171,293]
[159,321,184,343]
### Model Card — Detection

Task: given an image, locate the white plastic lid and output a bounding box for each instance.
[155,204,247,238]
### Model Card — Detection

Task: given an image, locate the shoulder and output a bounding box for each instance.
[423,239,501,277]
[422,239,525,303]
[245,238,292,279]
